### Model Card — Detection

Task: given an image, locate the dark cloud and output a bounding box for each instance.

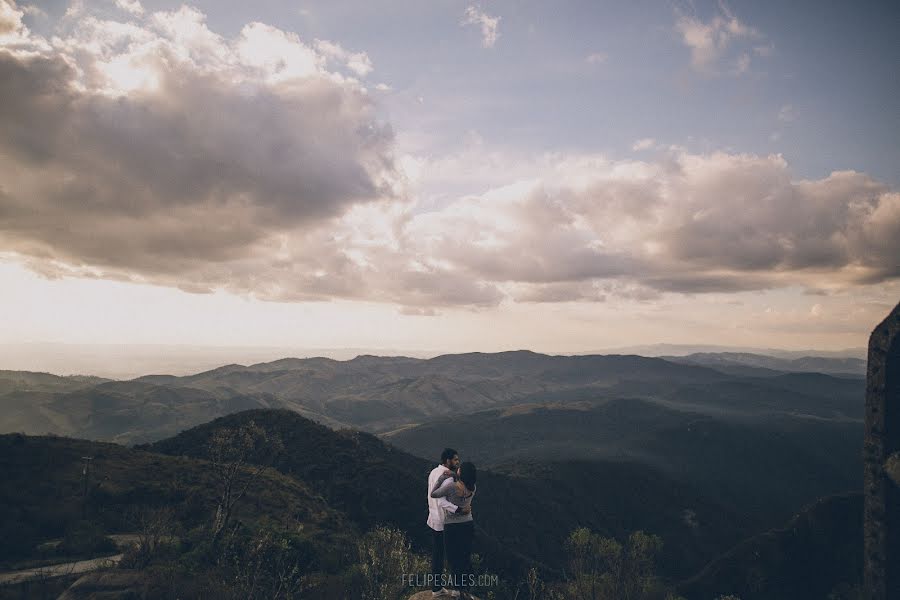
[0,3,401,284]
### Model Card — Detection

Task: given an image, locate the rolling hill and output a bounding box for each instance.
[139,408,757,581]
[384,393,862,531]
[1,350,862,446]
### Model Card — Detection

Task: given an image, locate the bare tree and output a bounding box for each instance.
[218,526,313,600]
[206,420,284,554]
[121,504,178,569]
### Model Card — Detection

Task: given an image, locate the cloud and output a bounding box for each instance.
[16,2,46,20]
[388,148,899,304]
[0,1,401,292]
[399,306,439,316]
[1,2,897,313]
[461,5,500,48]
[314,38,373,76]
[674,1,762,74]
[632,138,656,151]
[0,0,23,34]
[586,52,608,65]
[114,0,144,16]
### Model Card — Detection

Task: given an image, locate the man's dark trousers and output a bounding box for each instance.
[431,527,445,592]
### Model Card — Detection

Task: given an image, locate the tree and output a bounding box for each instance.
[121,504,179,569]
[205,420,284,554]
[564,528,668,600]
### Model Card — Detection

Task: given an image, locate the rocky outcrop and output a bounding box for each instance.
[863,300,900,600]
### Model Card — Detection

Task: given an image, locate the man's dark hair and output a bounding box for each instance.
[440,448,458,464]
[459,462,477,491]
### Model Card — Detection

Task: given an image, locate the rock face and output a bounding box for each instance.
[863,301,900,600]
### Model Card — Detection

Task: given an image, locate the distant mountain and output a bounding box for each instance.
[0,351,865,449]
[0,352,734,441]
[659,372,864,420]
[0,377,279,444]
[0,370,111,394]
[677,492,863,600]
[662,352,866,377]
[0,342,440,380]
[587,343,868,361]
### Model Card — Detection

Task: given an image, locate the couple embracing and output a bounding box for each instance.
[426,448,478,599]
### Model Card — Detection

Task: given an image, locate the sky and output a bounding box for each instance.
[0,0,898,364]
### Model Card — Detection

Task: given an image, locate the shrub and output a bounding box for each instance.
[56,519,117,556]
[353,525,428,600]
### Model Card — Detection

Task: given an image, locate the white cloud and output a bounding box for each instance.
[632,138,656,151]
[0,0,24,35]
[461,5,500,48]
[62,0,84,19]
[20,4,47,19]
[586,52,608,65]
[236,21,322,82]
[314,38,373,76]
[114,0,144,16]
[675,2,762,74]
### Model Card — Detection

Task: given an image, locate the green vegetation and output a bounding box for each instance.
[511,527,692,600]
[349,525,428,600]
[0,404,865,599]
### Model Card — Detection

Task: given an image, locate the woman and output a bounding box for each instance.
[430,461,477,599]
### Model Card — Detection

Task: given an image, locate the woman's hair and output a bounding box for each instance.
[459,461,477,492]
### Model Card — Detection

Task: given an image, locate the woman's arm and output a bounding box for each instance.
[430,476,456,498]
[430,470,454,495]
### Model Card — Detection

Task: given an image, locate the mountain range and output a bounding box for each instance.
[0,349,868,597]
[0,350,864,445]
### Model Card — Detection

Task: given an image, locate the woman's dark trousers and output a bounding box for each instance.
[444,521,474,592]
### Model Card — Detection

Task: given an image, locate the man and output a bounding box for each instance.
[428,448,470,598]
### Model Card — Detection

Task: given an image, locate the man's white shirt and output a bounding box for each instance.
[427,464,458,531]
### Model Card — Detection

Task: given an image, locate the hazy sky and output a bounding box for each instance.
[0,0,897,357]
